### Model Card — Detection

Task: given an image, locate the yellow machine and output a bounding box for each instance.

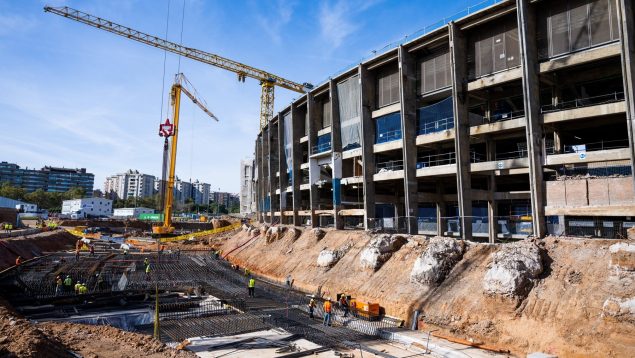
[153,74,218,235]
[44,6,312,130]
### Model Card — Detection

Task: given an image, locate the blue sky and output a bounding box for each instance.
[0,0,478,193]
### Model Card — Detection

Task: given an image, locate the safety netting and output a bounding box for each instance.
[338,75,362,151]
[417,96,454,135]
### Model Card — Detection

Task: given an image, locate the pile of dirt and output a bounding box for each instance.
[0,230,77,271]
[219,228,635,356]
[38,322,196,358]
[0,299,69,357]
[0,299,195,358]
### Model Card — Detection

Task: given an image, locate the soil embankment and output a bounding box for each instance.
[0,298,195,358]
[216,226,635,357]
[0,230,77,271]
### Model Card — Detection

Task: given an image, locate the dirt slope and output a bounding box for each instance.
[0,230,77,271]
[217,227,635,357]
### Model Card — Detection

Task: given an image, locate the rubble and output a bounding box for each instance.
[483,240,543,297]
[609,242,635,271]
[410,237,465,285]
[308,228,326,241]
[602,297,635,323]
[359,234,408,271]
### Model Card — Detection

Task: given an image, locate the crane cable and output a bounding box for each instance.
[159,0,172,126]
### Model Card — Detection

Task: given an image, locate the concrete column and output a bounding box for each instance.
[399,45,419,234]
[278,113,288,224]
[618,0,635,191]
[487,175,497,243]
[255,137,263,223]
[330,79,344,229]
[265,127,275,223]
[517,0,547,238]
[448,22,472,240]
[291,103,302,226]
[307,93,319,227]
[436,180,445,236]
[359,65,376,229]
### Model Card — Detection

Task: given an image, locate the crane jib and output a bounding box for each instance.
[44,6,310,94]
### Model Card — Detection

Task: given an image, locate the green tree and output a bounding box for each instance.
[0,182,26,200]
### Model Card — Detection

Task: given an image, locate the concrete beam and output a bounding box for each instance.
[373,170,405,181]
[467,66,523,91]
[542,101,626,124]
[545,148,631,166]
[470,117,526,136]
[539,42,621,73]
[360,65,376,229]
[449,21,472,240]
[416,130,455,145]
[371,103,401,118]
[416,164,457,177]
[618,0,635,192]
[373,141,403,153]
[545,205,635,216]
[517,0,546,238]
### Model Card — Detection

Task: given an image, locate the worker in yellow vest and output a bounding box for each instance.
[248,276,255,297]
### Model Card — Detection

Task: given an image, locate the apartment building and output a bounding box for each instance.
[104,170,156,200]
[0,161,94,193]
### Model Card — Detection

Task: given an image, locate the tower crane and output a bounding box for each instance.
[44,5,313,130]
[156,73,218,235]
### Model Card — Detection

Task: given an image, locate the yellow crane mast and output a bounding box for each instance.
[155,73,218,235]
[44,6,313,130]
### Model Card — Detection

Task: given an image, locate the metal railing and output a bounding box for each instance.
[546,139,629,155]
[547,216,635,239]
[417,152,456,168]
[418,116,454,135]
[376,160,404,173]
[495,147,527,160]
[472,109,525,125]
[541,91,624,113]
[376,129,402,144]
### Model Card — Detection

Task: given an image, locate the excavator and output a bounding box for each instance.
[154,73,218,235]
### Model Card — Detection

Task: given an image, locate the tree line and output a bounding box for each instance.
[0,182,85,212]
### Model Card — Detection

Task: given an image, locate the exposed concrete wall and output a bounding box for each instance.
[545,177,635,208]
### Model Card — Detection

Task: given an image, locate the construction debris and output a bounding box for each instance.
[410,237,465,285]
[359,234,408,271]
[483,240,543,297]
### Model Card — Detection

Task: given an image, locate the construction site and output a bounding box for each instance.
[2,0,635,357]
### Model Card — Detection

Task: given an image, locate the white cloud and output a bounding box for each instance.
[254,0,296,45]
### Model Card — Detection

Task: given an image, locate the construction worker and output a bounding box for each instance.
[55,276,63,296]
[244,268,251,277]
[89,245,95,257]
[339,294,349,318]
[75,248,80,261]
[144,257,149,270]
[323,298,332,326]
[74,281,82,295]
[64,275,73,292]
[308,297,317,319]
[15,256,22,266]
[248,276,255,297]
[78,283,88,295]
[96,273,104,291]
[145,262,151,280]
[286,274,293,289]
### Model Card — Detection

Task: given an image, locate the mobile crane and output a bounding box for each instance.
[44,5,313,130]
[155,73,218,235]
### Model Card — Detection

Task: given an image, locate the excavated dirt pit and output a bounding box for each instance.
[214,225,635,357]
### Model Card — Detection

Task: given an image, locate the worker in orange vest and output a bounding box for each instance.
[323,298,332,326]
